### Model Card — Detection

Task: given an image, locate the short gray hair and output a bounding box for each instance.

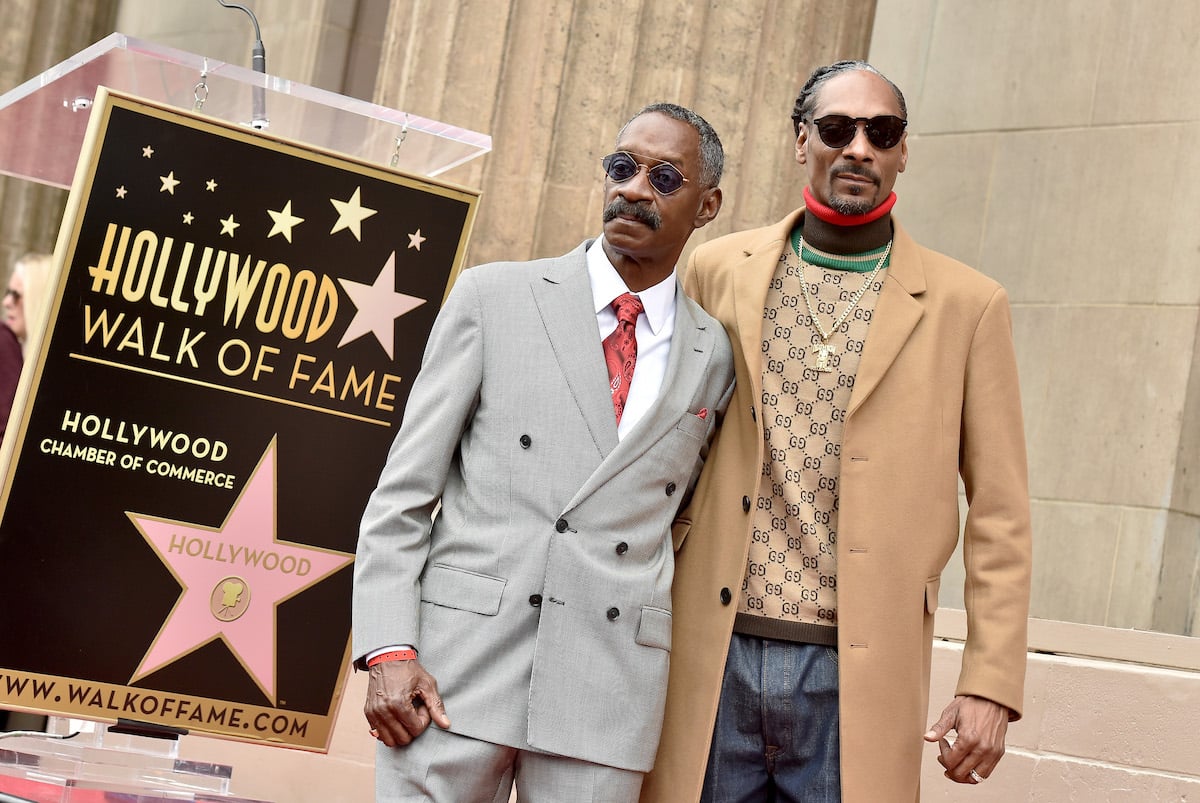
[619,102,724,187]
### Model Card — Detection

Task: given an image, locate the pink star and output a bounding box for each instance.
[337,251,426,358]
[128,440,353,702]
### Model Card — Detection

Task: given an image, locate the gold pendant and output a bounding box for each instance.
[812,343,836,372]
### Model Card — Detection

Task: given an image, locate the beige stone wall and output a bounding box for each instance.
[869,0,1200,636]
[923,614,1200,800]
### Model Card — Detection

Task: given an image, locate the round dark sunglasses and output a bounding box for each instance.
[810,114,907,150]
[601,151,689,195]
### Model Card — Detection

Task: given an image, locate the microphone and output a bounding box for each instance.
[216,0,269,130]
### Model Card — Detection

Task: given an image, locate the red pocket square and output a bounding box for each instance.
[696,408,708,420]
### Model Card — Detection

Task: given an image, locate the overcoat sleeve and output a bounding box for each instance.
[956,285,1032,718]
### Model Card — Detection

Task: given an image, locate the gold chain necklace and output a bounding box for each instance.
[794,235,892,372]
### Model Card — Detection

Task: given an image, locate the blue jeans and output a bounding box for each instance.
[700,634,841,803]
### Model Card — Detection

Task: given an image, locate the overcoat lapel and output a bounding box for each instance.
[530,244,618,460]
[734,209,927,419]
[847,223,926,417]
[733,212,801,409]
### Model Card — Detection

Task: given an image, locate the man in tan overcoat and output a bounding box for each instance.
[640,61,1032,803]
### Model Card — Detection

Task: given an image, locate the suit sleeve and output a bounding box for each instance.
[956,286,1032,719]
[351,268,485,666]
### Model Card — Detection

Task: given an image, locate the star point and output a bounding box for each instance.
[267,201,305,243]
[160,171,180,194]
[329,187,377,241]
[407,229,426,251]
[337,251,427,358]
[220,214,240,237]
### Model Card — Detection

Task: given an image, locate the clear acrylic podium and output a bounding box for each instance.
[0,32,492,189]
[0,32,492,803]
[0,719,264,802]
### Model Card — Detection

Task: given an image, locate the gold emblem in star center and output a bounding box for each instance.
[210,576,252,622]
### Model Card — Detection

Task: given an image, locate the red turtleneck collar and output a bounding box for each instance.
[803,186,896,226]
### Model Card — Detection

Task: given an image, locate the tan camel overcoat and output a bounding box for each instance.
[640,210,1032,803]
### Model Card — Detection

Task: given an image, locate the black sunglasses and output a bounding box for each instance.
[810,115,907,150]
[601,151,689,196]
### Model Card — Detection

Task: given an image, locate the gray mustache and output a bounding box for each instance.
[603,199,661,230]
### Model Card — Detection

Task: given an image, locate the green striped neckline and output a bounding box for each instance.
[790,226,891,273]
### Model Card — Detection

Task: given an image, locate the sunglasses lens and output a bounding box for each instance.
[602,153,639,182]
[814,115,905,149]
[603,152,687,194]
[647,165,685,195]
[815,116,857,148]
[866,117,905,149]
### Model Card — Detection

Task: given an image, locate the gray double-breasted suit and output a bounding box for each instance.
[353,240,735,773]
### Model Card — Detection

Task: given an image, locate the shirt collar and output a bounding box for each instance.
[586,237,676,335]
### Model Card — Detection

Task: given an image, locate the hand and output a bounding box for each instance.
[364,659,451,747]
[924,695,1009,784]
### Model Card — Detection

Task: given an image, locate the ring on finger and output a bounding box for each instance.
[968,769,983,783]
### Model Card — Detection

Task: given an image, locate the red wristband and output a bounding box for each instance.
[366,649,417,667]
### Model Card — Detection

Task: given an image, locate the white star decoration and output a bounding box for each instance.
[160,171,180,194]
[267,200,305,243]
[115,186,127,199]
[206,179,218,192]
[182,212,194,225]
[329,187,377,241]
[142,145,154,158]
[337,251,426,358]
[407,229,426,250]
[220,214,240,237]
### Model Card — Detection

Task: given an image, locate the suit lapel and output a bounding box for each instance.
[531,243,618,459]
[847,221,926,417]
[564,283,713,510]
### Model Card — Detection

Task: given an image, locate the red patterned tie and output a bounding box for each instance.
[602,293,644,424]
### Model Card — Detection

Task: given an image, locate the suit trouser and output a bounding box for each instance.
[375,724,644,803]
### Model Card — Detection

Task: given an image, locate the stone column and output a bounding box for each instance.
[373,0,878,266]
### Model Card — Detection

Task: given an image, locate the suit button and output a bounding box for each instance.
[519,434,532,448]
[607,607,620,620]
[665,482,676,496]
[720,587,732,605]
[615,542,628,555]
[555,518,568,532]
[742,496,751,512]
[529,594,542,607]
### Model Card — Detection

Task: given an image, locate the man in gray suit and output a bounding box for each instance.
[353,102,735,802]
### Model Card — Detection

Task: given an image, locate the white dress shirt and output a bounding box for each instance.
[586,237,676,440]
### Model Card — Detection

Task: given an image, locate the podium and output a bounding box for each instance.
[0,32,491,188]
[0,720,265,802]
[0,32,490,803]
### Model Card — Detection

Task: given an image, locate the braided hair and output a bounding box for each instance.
[791,60,908,135]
